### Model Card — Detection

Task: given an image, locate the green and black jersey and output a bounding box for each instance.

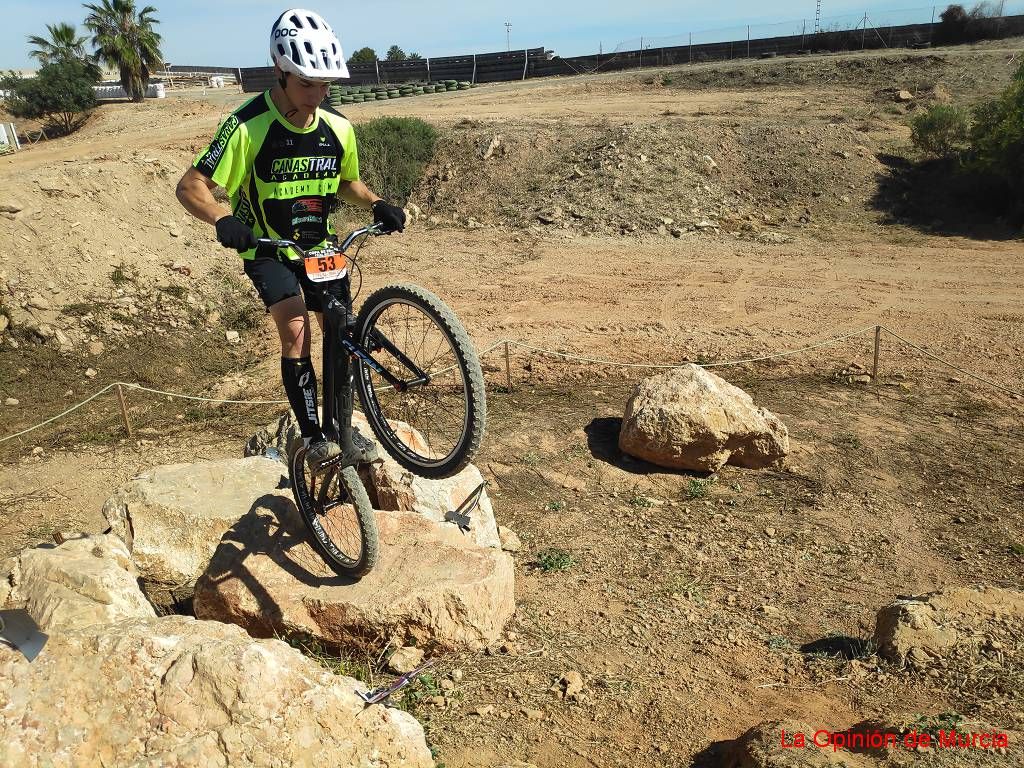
[193,91,359,260]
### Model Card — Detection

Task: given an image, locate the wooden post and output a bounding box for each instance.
[747,26,751,58]
[872,326,882,383]
[504,341,513,392]
[689,33,693,63]
[116,384,134,438]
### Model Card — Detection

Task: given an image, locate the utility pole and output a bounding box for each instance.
[505,22,512,52]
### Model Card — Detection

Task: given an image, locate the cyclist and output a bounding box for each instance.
[175,8,406,471]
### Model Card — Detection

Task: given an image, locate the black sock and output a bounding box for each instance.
[281,357,323,442]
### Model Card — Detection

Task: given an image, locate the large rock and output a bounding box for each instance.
[248,411,500,548]
[0,615,432,767]
[726,720,870,767]
[618,365,789,472]
[874,586,1024,664]
[369,458,500,549]
[194,502,515,651]
[102,457,292,609]
[0,534,155,632]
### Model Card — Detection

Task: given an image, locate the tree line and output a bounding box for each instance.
[2,1,161,135]
[348,46,423,65]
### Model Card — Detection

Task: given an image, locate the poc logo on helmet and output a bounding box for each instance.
[273,28,297,38]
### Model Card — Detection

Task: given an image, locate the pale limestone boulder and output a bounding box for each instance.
[369,457,499,549]
[247,411,500,548]
[619,364,789,472]
[194,505,515,651]
[874,586,1024,664]
[1,534,155,632]
[0,615,432,767]
[102,457,292,608]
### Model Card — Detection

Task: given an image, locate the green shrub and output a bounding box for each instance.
[1,60,96,135]
[969,63,1024,193]
[911,104,971,158]
[354,116,437,205]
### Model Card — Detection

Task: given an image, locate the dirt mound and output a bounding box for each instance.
[662,47,1021,102]
[416,115,883,239]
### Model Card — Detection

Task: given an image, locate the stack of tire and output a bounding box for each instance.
[326,80,476,107]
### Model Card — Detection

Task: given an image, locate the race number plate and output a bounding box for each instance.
[304,252,348,283]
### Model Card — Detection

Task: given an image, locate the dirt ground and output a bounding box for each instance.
[1,40,1023,768]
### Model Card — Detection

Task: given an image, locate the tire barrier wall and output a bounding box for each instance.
[93,82,166,100]
[241,48,545,92]
[237,15,1024,92]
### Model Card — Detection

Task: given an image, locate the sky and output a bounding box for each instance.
[6,0,1022,71]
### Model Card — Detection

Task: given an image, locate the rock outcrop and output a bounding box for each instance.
[0,615,432,767]
[0,534,155,631]
[102,457,292,608]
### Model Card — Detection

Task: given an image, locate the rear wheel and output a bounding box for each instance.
[289,449,378,577]
[355,283,486,479]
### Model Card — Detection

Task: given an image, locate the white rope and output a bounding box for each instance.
[0,383,121,444]
[2,324,1019,447]
[880,327,1024,398]
[119,383,288,405]
[487,326,877,369]
[0,382,287,445]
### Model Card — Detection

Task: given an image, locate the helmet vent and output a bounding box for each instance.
[304,41,314,54]
[289,40,301,62]
[307,15,319,29]
[277,43,286,56]
[289,13,302,27]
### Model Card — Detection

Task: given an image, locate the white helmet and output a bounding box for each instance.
[270,8,349,81]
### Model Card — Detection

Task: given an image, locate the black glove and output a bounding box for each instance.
[215,215,258,251]
[372,200,406,234]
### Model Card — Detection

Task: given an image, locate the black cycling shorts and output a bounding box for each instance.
[243,256,326,313]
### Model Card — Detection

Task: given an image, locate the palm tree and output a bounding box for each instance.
[28,23,90,65]
[83,0,163,102]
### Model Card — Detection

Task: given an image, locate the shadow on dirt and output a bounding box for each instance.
[800,635,875,660]
[869,153,1021,240]
[584,416,711,478]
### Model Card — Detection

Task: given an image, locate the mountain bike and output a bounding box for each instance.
[257,224,486,578]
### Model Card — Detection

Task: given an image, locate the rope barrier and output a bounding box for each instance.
[879,326,1024,398]
[0,324,1018,447]
[497,326,877,369]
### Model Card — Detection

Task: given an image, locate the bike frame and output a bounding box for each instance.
[257,227,432,464]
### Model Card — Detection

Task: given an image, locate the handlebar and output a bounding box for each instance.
[257,222,385,259]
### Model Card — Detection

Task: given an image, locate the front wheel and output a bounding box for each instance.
[289,449,378,578]
[355,283,486,479]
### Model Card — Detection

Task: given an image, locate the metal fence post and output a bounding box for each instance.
[689,33,693,63]
[747,26,750,58]
[375,59,381,84]
[639,37,643,68]
[522,48,528,80]
[472,53,477,83]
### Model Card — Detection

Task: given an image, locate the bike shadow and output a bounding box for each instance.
[584,417,714,479]
[195,491,357,637]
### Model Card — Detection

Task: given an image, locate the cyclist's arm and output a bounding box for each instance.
[176,168,231,226]
[337,179,380,210]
